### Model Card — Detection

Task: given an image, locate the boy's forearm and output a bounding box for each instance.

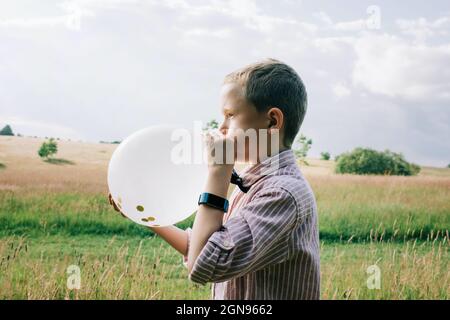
[148,167,231,259]
[187,167,232,273]
[150,225,189,256]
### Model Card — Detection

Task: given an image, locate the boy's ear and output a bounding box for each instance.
[267,107,284,130]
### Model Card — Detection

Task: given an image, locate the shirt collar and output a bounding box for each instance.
[239,148,297,188]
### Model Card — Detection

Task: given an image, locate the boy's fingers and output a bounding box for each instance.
[113,202,126,218]
[107,193,127,219]
[108,195,120,212]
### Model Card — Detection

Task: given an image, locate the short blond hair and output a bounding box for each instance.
[224,58,307,148]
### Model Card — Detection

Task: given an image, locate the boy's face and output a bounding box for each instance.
[219,83,267,135]
[218,83,280,163]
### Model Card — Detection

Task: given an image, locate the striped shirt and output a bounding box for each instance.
[184,148,320,300]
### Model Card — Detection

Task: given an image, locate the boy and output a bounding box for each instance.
[109,59,320,300]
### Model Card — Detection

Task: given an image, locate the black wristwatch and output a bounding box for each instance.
[198,193,229,213]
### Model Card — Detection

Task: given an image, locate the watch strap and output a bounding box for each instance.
[198,192,229,213]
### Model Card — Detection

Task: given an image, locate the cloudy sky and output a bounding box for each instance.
[1,0,449,166]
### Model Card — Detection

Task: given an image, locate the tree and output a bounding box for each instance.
[293,134,312,165]
[38,138,58,160]
[0,125,14,136]
[335,147,420,176]
[447,164,450,168]
[320,151,331,161]
[203,119,219,131]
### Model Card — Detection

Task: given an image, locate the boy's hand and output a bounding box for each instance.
[108,193,127,219]
[203,131,235,175]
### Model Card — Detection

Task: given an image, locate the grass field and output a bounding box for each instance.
[0,136,449,299]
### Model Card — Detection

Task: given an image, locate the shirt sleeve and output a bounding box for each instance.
[188,187,298,285]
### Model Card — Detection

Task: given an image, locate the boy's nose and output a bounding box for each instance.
[219,122,228,135]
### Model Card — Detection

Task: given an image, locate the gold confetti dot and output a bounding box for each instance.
[136,205,144,212]
[141,216,155,223]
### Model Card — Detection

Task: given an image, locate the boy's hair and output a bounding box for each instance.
[223,58,307,148]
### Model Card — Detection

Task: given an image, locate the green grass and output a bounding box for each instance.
[0,191,447,242]
[0,192,195,238]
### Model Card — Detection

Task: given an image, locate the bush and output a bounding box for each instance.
[320,151,331,161]
[335,148,420,176]
[38,138,58,160]
[294,134,312,165]
[203,119,219,131]
[0,125,14,136]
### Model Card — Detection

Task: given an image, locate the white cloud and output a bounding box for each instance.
[332,83,351,98]
[352,33,450,101]
[162,0,317,35]
[314,69,329,78]
[0,1,94,30]
[313,36,355,53]
[313,11,333,26]
[334,19,367,32]
[313,10,373,32]
[182,27,232,39]
[397,15,450,43]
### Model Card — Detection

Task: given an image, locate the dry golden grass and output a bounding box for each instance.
[2,136,450,195]
[0,236,209,299]
[320,239,449,299]
[0,235,447,300]
[0,136,115,194]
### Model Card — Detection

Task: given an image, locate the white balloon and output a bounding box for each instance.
[107,125,208,227]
